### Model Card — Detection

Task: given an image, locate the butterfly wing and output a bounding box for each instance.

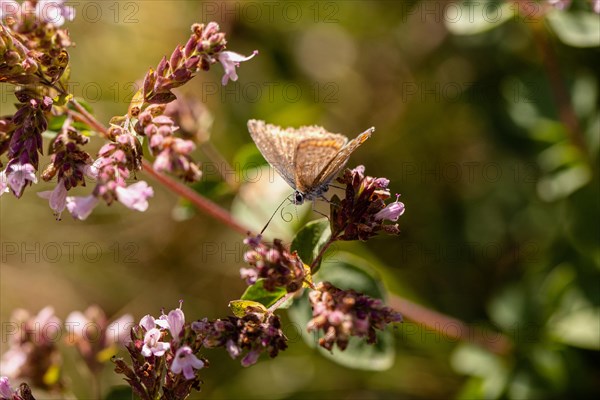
[311,127,373,188]
[248,119,300,188]
[294,134,347,195]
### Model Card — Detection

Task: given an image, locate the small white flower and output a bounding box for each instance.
[218,50,258,85]
[115,181,154,212]
[141,328,170,357]
[6,163,37,197]
[38,180,68,219]
[66,194,100,220]
[35,0,75,27]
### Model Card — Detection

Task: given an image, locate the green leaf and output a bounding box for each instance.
[228,300,268,317]
[104,386,134,400]
[291,218,331,272]
[287,252,396,370]
[547,11,600,48]
[241,279,290,309]
[47,115,67,131]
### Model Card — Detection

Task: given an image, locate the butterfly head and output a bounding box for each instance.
[293,190,305,205]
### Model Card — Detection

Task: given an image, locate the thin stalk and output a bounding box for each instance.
[389,295,512,356]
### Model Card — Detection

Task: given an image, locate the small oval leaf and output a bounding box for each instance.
[229,300,268,317]
[291,218,331,271]
[241,279,288,309]
[287,251,397,371]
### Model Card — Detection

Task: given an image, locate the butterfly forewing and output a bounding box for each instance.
[293,135,347,194]
[312,128,373,188]
[247,119,298,187]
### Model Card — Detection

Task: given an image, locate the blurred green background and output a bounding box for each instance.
[1,0,599,399]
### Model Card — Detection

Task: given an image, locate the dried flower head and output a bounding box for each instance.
[193,307,287,367]
[331,165,404,241]
[307,282,402,351]
[241,235,307,293]
[113,302,207,400]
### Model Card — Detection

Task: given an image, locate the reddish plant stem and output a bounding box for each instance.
[71,99,110,139]
[389,295,512,356]
[141,158,250,236]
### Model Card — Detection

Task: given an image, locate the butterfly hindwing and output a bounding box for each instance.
[294,135,347,194]
[312,128,372,189]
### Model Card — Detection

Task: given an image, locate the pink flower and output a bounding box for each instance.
[6,163,37,197]
[218,50,258,85]
[38,180,68,219]
[64,310,89,341]
[374,194,405,222]
[33,306,62,345]
[141,328,170,357]
[35,0,75,26]
[592,0,600,13]
[115,181,154,212]
[171,346,204,380]
[66,194,100,220]
[166,307,185,339]
[0,348,26,377]
[139,314,169,332]
[0,376,15,399]
[106,314,134,345]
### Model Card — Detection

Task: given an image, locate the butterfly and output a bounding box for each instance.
[247,119,373,205]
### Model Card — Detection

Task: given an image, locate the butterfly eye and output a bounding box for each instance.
[294,192,304,205]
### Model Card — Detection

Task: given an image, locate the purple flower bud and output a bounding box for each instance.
[170,46,183,69]
[225,339,241,359]
[374,195,405,222]
[241,350,260,367]
[167,307,185,339]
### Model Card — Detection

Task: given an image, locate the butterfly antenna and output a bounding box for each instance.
[260,194,294,235]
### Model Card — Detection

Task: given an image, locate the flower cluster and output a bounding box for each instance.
[193,306,288,367]
[65,305,133,375]
[0,376,35,400]
[307,282,402,351]
[331,165,405,241]
[113,302,207,400]
[0,93,50,197]
[241,235,307,293]
[2,13,257,219]
[62,124,154,220]
[134,104,201,182]
[0,0,73,85]
[0,307,63,391]
[139,21,255,107]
